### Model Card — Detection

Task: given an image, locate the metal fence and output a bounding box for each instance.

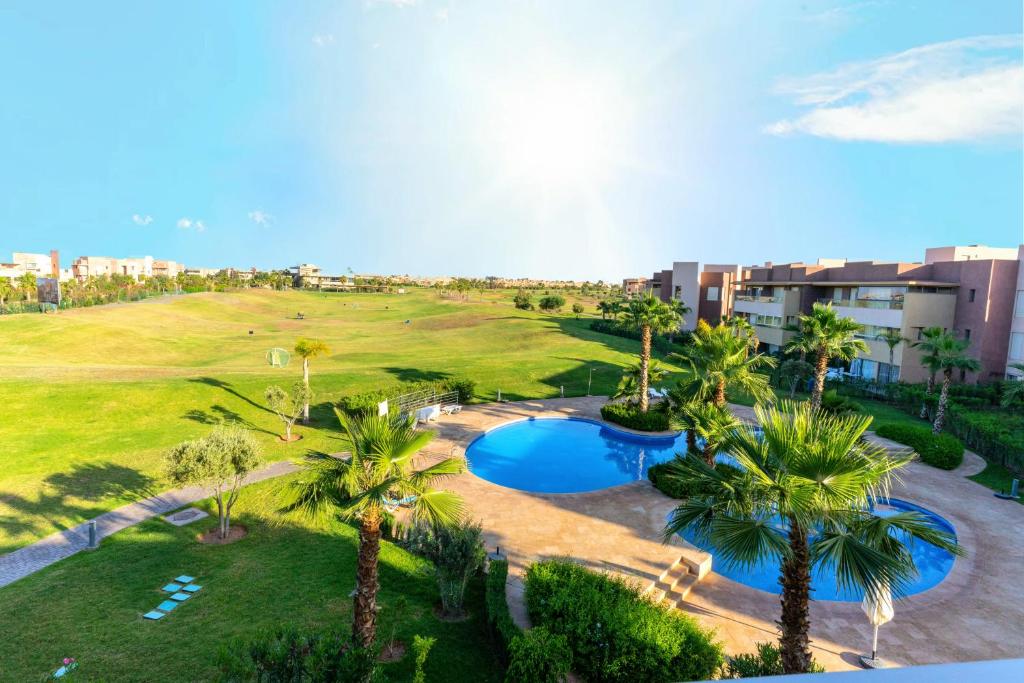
[393,388,461,418]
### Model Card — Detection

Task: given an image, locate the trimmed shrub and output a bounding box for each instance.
[525,560,723,683]
[875,424,964,470]
[485,559,522,664]
[601,402,670,432]
[589,320,692,354]
[337,377,477,415]
[819,389,861,416]
[945,408,1024,475]
[724,642,824,678]
[506,627,573,683]
[215,626,382,682]
[648,459,741,500]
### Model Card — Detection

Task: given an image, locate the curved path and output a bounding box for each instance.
[0,460,297,589]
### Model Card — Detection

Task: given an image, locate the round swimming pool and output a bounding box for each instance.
[465,417,685,493]
[680,498,957,601]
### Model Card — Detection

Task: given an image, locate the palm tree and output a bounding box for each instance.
[876,329,909,383]
[1002,365,1024,407]
[0,277,12,310]
[665,299,693,343]
[294,338,332,423]
[785,303,867,411]
[622,293,684,412]
[911,327,946,419]
[287,412,465,647]
[723,315,760,351]
[596,300,613,320]
[668,399,739,466]
[613,359,667,405]
[671,320,777,408]
[662,402,961,673]
[608,299,625,321]
[16,273,36,302]
[929,332,981,434]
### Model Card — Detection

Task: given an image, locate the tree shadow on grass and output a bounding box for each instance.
[381,367,453,384]
[182,405,277,437]
[188,377,273,414]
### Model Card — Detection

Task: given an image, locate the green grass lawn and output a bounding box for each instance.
[0,475,503,682]
[969,462,1024,504]
[0,288,680,551]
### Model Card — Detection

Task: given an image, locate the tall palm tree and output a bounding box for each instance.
[662,403,961,673]
[671,320,777,408]
[876,329,909,384]
[294,337,332,423]
[613,359,668,405]
[785,303,867,410]
[287,412,465,647]
[608,299,625,321]
[0,277,12,310]
[16,273,36,302]
[1002,364,1024,407]
[911,327,946,419]
[622,293,684,412]
[929,332,981,434]
[666,299,693,343]
[596,300,613,320]
[723,315,760,351]
[668,399,739,466]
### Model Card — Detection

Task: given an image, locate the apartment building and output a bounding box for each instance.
[1005,245,1024,381]
[621,277,647,296]
[0,251,66,281]
[641,261,741,331]
[290,264,352,290]
[732,246,1021,383]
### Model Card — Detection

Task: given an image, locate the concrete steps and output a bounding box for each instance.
[645,553,707,609]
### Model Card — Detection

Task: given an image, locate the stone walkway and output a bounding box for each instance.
[421,398,1024,671]
[0,460,297,589]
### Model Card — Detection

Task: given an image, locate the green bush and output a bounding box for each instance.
[945,408,1024,475]
[648,459,741,499]
[524,560,723,683]
[485,559,522,664]
[215,626,382,682]
[513,290,533,310]
[538,295,566,312]
[819,389,861,416]
[601,402,670,432]
[406,520,486,618]
[875,424,964,470]
[506,627,572,683]
[723,642,824,678]
[589,320,691,354]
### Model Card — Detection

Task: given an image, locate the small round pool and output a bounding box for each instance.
[680,498,957,601]
[465,417,685,493]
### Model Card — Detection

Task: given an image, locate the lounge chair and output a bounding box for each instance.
[441,404,462,415]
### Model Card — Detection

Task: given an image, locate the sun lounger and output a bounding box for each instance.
[441,404,462,415]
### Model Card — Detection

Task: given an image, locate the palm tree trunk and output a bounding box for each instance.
[779,521,813,674]
[354,509,383,647]
[302,358,311,424]
[932,369,952,435]
[810,352,828,411]
[639,325,652,413]
[920,374,934,419]
[686,428,698,456]
[714,379,726,408]
[701,441,716,468]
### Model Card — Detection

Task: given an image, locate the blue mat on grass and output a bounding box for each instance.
[169,592,191,602]
[158,600,178,612]
[182,584,202,593]
[162,583,183,592]
[143,611,165,620]
[175,575,195,583]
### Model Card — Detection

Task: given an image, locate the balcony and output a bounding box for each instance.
[819,297,903,311]
[735,294,783,304]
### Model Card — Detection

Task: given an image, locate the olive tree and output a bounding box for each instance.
[164,426,262,539]
[266,382,312,442]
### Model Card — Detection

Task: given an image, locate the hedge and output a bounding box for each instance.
[524,560,723,683]
[485,559,521,665]
[874,424,964,470]
[648,460,741,499]
[337,377,477,415]
[945,409,1024,475]
[589,320,692,354]
[601,402,671,432]
[505,627,573,683]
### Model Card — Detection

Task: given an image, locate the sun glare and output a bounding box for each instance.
[489,78,625,188]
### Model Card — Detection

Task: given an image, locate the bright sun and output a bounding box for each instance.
[489,78,624,188]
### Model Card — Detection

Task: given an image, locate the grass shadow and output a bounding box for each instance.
[188,377,273,414]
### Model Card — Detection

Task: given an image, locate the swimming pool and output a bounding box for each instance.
[679,498,957,601]
[465,417,686,493]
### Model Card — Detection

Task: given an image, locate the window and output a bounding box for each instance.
[968,289,976,302]
[706,286,720,302]
[1010,332,1024,361]
[1016,290,1024,318]
[964,328,971,340]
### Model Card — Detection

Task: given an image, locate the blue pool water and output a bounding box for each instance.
[680,498,957,601]
[466,417,686,493]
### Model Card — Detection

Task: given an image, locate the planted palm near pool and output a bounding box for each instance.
[662,402,962,674]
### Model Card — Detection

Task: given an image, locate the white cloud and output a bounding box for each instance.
[312,33,334,47]
[435,8,449,23]
[177,217,206,232]
[365,0,419,8]
[131,214,153,226]
[765,34,1024,143]
[248,210,272,226]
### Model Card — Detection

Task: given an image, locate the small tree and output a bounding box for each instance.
[407,519,486,618]
[513,290,533,310]
[777,359,814,398]
[164,425,262,539]
[266,382,312,442]
[411,635,436,683]
[571,303,584,319]
[538,295,566,312]
[294,338,331,424]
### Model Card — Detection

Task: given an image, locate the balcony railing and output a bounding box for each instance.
[819,298,903,311]
[736,294,783,304]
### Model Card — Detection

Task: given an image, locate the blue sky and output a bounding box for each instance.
[0,1,1021,280]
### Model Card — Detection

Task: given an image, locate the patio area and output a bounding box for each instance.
[420,397,1024,671]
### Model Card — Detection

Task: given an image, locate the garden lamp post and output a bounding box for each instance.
[860,585,894,669]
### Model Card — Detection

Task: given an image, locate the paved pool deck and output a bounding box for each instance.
[422,397,1024,671]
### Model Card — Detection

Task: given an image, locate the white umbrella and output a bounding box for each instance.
[861,585,894,668]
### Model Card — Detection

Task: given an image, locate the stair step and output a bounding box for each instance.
[661,574,699,608]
